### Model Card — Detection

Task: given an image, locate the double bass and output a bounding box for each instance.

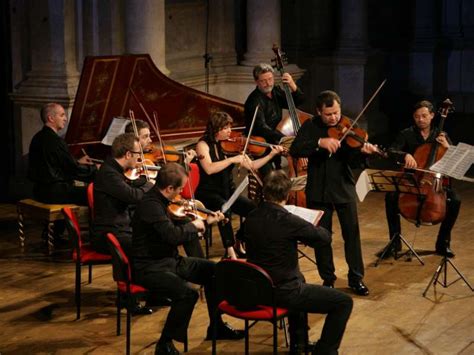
[398,99,454,226]
[272,45,313,206]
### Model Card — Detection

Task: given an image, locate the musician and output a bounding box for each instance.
[384,100,461,258]
[132,163,244,355]
[195,111,284,259]
[244,170,353,354]
[290,90,379,296]
[91,133,155,256]
[28,103,97,205]
[244,63,304,173]
[125,119,152,149]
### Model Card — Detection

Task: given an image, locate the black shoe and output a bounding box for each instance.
[155,340,179,355]
[206,322,245,340]
[322,280,334,288]
[349,280,369,296]
[375,247,397,259]
[235,248,247,259]
[435,246,455,258]
[131,304,153,315]
[290,341,317,354]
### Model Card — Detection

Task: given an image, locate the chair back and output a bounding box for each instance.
[181,162,200,199]
[106,233,132,284]
[63,207,83,256]
[216,259,275,310]
[87,183,95,221]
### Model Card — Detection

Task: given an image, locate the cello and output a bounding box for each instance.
[272,44,312,206]
[398,99,454,226]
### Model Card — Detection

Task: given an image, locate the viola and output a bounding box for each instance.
[220,131,285,156]
[168,195,224,222]
[327,116,387,157]
[124,159,161,181]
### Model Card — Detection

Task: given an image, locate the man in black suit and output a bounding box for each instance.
[290,90,379,296]
[91,133,155,255]
[244,170,353,354]
[132,163,244,355]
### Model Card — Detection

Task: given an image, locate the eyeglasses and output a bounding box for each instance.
[129,151,141,156]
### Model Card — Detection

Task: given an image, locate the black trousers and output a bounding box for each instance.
[276,282,353,354]
[307,200,365,284]
[134,257,216,343]
[33,182,88,206]
[385,189,461,247]
[194,191,256,248]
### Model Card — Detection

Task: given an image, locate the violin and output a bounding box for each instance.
[327,116,387,157]
[124,159,161,180]
[144,143,181,162]
[220,131,285,156]
[168,195,225,221]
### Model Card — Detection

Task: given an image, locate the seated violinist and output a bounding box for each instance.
[195,111,285,259]
[91,133,155,256]
[132,162,245,354]
[125,119,197,166]
[384,100,461,258]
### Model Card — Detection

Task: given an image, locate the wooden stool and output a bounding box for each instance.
[17,199,81,255]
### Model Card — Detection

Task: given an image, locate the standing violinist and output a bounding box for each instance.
[244,63,304,174]
[195,111,285,259]
[290,90,379,296]
[384,100,461,258]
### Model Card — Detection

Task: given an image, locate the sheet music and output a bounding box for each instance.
[101,117,129,146]
[284,205,324,226]
[221,176,249,213]
[355,170,372,202]
[430,143,474,181]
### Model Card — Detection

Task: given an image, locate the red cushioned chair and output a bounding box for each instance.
[87,182,95,222]
[212,259,289,355]
[62,207,111,320]
[106,233,188,355]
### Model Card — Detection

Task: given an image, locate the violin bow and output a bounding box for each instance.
[338,79,387,143]
[239,105,263,186]
[129,109,150,181]
[152,111,168,164]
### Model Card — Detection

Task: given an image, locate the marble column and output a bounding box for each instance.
[242,0,281,66]
[124,0,168,75]
[333,0,369,119]
[207,0,237,67]
[11,0,80,155]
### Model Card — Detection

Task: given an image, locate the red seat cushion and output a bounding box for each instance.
[73,245,112,263]
[218,300,288,320]
[118,281,148,294]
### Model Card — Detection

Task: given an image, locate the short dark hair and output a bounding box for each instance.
[253,63,274,80]
[125,119,150,134]
[315,90,341,111]
[40,103,61,124]
[413,100,434,114]
[263,170,292,203]
[111,133,139,158]
[156,162,188,189]
[201,111,233,143]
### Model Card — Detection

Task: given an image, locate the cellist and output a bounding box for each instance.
[384,100,461,258]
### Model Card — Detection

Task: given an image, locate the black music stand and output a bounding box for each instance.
[363,170,426,266]
[423,240,474,296]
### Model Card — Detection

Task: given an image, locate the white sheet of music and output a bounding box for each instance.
[430,143,474,182]
[101,117,129,146]
[355,169,372,202]
[284,205,324,226]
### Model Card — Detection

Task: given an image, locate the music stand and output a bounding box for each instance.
[422,238,474,296]
[362,170,426,266]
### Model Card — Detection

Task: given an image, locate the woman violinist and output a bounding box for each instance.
[195,111,285,259]
[384,100,460,258]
